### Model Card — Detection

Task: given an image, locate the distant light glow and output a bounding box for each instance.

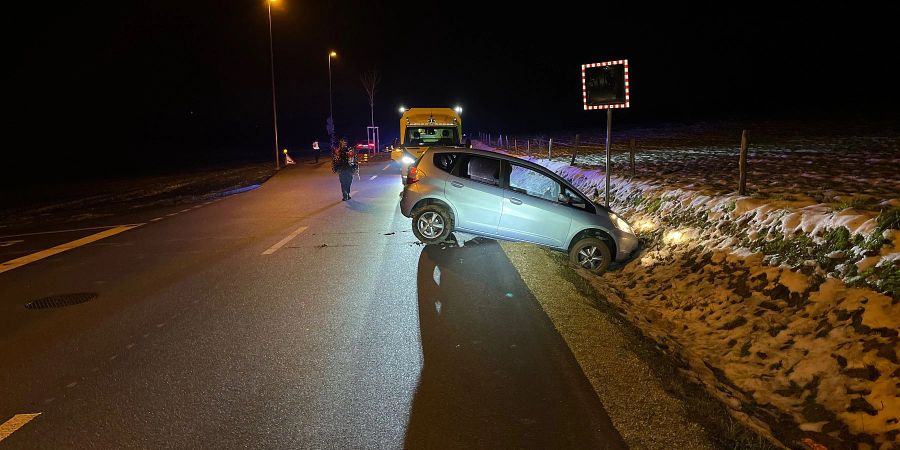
[454,106,463,113]
[401,156,415,165]
[329,51,337,57]
[399,106,406,113]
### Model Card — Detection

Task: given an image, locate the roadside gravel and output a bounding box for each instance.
[502,242,777,449]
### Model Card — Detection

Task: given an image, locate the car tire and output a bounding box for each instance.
[569,237,612,275]
[412,205,454,244]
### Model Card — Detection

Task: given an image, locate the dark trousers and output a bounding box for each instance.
[339,169,354,199]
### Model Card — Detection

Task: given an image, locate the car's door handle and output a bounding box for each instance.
[508,198,523,205]
[450,181,464,188]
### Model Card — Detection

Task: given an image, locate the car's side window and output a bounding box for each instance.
[460,156,500,186]
[509,164,560,202]
[433,153,458,173]
[561,186,595,212]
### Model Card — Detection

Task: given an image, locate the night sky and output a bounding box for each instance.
[3,2,897,183]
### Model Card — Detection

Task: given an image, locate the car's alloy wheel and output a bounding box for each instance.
[411,205,453,244]
[417,211,444,239]
[569,237,611,275]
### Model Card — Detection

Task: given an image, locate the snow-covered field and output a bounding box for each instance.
[477,122,900,449]
[495,120,900,211]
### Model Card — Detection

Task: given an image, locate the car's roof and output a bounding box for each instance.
[429,147,552,173]
[426,148,601,208]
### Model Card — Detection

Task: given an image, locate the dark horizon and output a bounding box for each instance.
[3,2,898,183]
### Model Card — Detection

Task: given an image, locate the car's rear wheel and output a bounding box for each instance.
[412,205,453,244]
[569,237,612,275]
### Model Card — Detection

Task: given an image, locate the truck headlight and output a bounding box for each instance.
[610,213,633,234]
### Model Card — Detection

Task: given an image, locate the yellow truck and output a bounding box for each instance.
[391,108,470,181]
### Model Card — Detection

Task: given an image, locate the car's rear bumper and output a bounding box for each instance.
[399,189,415,217]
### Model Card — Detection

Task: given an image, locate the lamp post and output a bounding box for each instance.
[328,51,337,148]
[267,0,280,169]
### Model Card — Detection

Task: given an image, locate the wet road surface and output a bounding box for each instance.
[0,156,625,449]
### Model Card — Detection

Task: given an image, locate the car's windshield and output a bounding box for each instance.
[405,127,458,147]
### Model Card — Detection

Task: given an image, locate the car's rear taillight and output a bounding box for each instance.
[407,166,419,184]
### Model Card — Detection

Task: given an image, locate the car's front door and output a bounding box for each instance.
[498,162,573,248]
[444,155,504,234]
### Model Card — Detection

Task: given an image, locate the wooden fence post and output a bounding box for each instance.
[570,134,580,165]
[629,138,636,178]
[739,129,748,195]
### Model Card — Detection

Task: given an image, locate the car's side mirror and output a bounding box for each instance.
[558,193,571,204]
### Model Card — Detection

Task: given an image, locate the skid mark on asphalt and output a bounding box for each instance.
[0,413,41,442]
[262,226,309,255]
[0,225,141,275]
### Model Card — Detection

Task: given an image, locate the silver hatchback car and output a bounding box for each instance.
[399,148,639,274]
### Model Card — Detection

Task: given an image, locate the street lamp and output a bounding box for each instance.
[328,51,337,148]
[267,0,280,169]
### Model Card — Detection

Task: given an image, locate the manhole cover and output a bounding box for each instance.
[25,293,97,310]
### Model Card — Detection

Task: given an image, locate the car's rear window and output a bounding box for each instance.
[433,153,458,173]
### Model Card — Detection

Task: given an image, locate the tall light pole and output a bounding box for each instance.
[328,51,337,148]
[267,0,280,169]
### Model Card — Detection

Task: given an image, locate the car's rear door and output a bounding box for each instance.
[443,155,504,234]
[497,162,573,248]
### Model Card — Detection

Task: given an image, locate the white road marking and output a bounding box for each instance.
[179,209,191,213]
[382,164,391,171]
[150,217,163,222]
[0,240,24,247]
[369,175,378,180]
[0,224,140,239]
[0,225,141,275]
[0,413,41,442]
[166,213,178,217]
[262,226,309,255]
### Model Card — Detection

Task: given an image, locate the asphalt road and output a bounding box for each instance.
[0,156,625,449]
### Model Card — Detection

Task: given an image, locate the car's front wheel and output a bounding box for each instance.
[412,205,453,244]
[569,237,612,275]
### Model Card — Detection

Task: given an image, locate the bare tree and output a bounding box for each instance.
[360,70,381,130]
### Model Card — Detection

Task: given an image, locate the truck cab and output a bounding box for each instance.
[391,108,469,181]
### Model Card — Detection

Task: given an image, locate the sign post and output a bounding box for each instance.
[581,59,630,207]
[367,126,380,156]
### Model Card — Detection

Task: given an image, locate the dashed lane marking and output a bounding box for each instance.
[0,413,41,442]
[0,225,141,275]
[369,175,378,180]
[262,226,309,255]
[382,164,391,171]
[150,217,163,222]
[0,240,23,247]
